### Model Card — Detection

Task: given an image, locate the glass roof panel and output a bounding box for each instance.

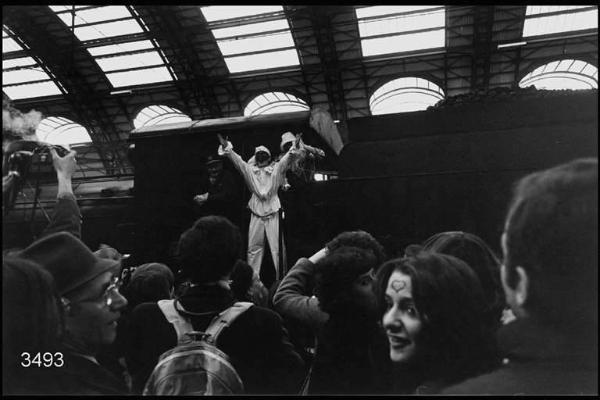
[71,20,145,41]
[356,6,445,57]
[36,117,92,147]
[3,82,62,100]
[356,5,441,19]
[358,8,445,37]
[519,59,598,90]
[370,77,444,115]
[217,31,294,56]
[244,91,308,116]
[201,6,283,22]
[88,40,154,56]
[2,35,23,53]
[2,55,63,99]
[523,6,597,37]
[202,6,299,74]
[212,19,289,39]
[133,105,191,129]
[361,29,445,57]
[95,51,164,72]
[224,49,299,74]
[106,66,173,87]
[49,6,175,88]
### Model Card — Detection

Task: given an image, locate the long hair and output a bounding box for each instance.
[375,252,499,386]
[421,231,505,329]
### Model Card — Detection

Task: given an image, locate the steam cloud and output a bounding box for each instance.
[2,96,42,142]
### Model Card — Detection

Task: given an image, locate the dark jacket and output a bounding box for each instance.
[307,313,392,395]
[41,192,82,239]
[20,351,129,395]
[441,318,598,395]
[272,257,329,334]
[124,285,305,394]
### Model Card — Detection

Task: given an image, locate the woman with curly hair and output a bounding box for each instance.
[306,246,392,394]
[375,252,500,394]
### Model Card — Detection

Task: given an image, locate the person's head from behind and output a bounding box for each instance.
[326,230,386,269]
[502,158,598,330]
[230,259,253,302]
[17,232,127,354]
[125,263,174,309]
[376,252,495,383]
[315,246,380,318]
[3,256,62,380]
[421,231,505,328]
[176,216,242,284]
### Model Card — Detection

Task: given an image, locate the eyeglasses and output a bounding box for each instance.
[64,276,123,309]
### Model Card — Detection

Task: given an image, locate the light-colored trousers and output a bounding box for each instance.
[247,212,286,281]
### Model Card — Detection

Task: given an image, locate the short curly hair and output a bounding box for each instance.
[326,230,386,268]
[176,216,242,283]
[314,246,379,315]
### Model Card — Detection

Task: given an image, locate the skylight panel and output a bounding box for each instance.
[2,35,23,53]
[217,31,295,56]
[87,40,155,56]
[212,19,289,39]
[2,56,62,100]
[201,6,283,22]
[36,116,92,147]
[225,49,299,74]
[356,6,446,58]
[49,6,175,88]
[105,66,173,87]
[201,6,299,74]
[523,6,598,37]
[244,91,308,116]
[133,105,191,129]
[370,77,444,115]
[519,59,598,90]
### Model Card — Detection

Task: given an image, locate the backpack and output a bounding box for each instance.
[143,299,253,395]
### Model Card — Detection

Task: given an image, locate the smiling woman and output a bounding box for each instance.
[374,252,500,394]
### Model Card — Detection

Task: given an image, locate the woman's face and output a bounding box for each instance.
[382,270,424,365]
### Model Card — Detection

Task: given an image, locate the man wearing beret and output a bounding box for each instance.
[18,232,129,394]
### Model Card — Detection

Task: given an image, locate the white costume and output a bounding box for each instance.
[218,139,300,280]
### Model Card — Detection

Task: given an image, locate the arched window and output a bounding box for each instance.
[243,92,309,116]
[133,105,192,129]
[35,117,92,147]
[370,77,444,115]
[519,59,598,90]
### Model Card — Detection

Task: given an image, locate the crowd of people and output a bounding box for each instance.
[2,139,597,395]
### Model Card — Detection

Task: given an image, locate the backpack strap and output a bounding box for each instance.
[204,302,253,345]
[157,299,195,345]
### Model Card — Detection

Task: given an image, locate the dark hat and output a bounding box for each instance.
[18,232,121,297]
[206,154,223,166]
[130,262,174,286]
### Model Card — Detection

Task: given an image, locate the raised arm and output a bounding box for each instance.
[217,134,256,189]
[40,149,82,239]
[273,133,302,180]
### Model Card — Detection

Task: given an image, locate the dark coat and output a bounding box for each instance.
[124,285,305,395]
[441,318,598,395]
[15,352,129,395]
[307,314,393,395]
[40,193,82,239]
